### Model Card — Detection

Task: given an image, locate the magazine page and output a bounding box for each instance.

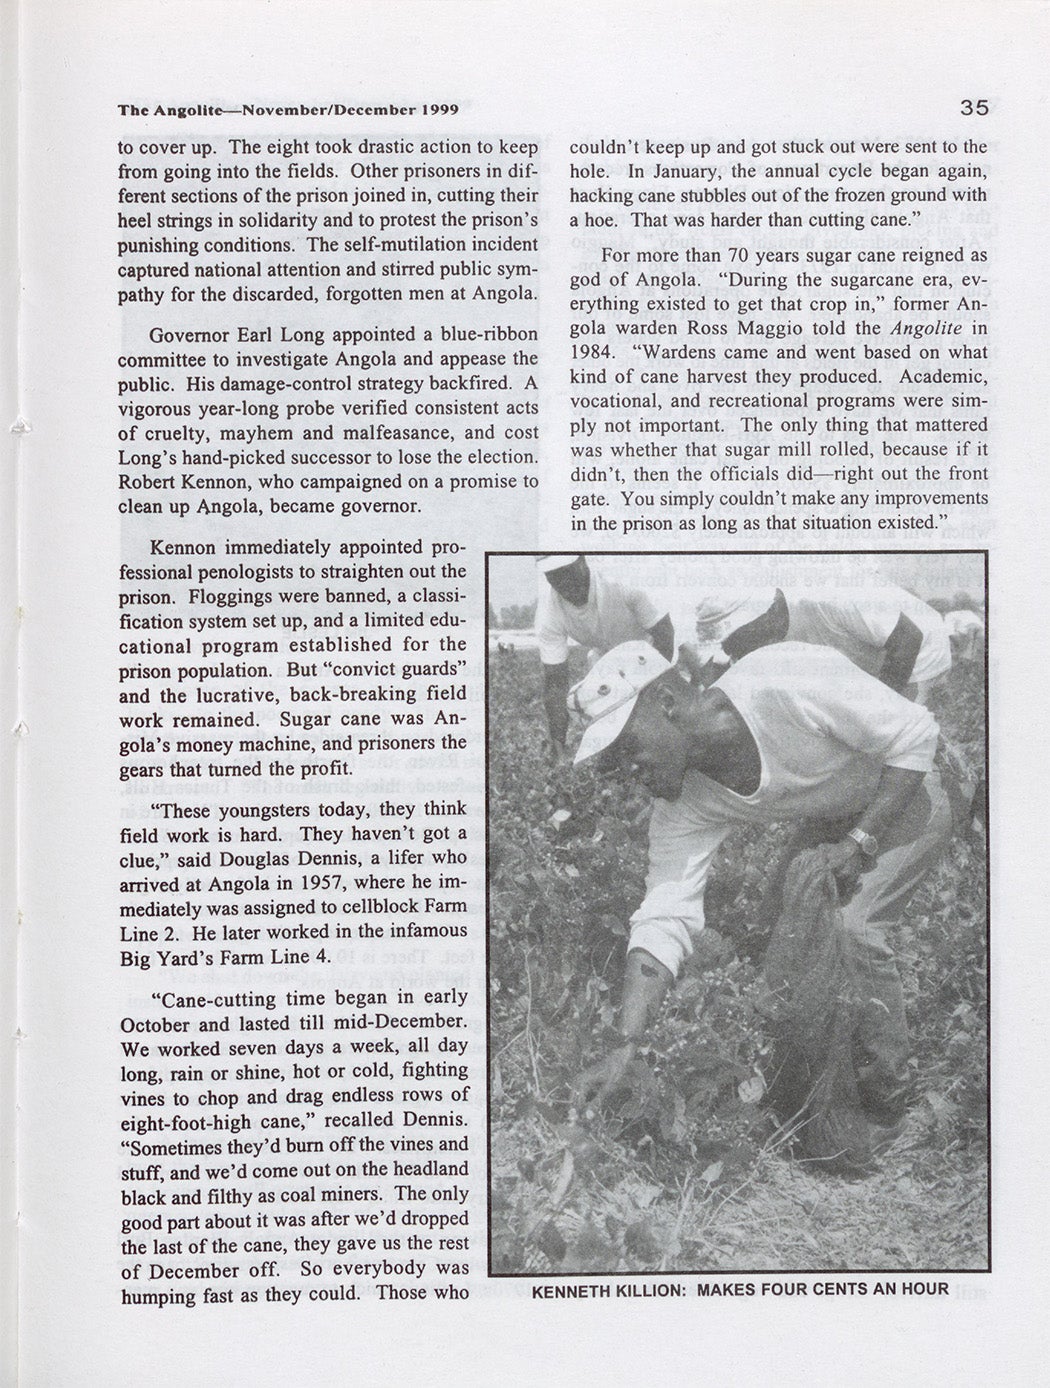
[13,1,1048,1384]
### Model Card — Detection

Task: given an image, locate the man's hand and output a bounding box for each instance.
[819,839,865,903]
[573,1042,638,1111]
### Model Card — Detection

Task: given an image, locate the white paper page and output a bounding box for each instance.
[13,2,1049,1384]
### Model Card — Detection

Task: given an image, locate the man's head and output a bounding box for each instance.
[694,587,786,661]
[569,641,697,800]
[538,553,590,607]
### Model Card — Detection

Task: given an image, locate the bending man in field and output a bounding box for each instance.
[571,640,951,1129]
[536,554,674,756]
[688,584,951,701]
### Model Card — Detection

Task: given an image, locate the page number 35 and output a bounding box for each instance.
[961,99,989,115]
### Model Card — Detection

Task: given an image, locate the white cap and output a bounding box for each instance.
[536,553,584,574]
[568,640,672,764]
[694,588,777,645]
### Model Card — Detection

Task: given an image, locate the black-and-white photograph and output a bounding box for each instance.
[487,552,987,1275]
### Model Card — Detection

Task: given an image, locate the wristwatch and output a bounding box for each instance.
[846,826,879,859]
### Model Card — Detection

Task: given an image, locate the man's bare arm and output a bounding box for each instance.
[573,949,673,1107]
[879,613,923,692]
[855,764,927,844]
[824,764,927,886]
[542,662,571,746]
[647,614,675,661]
[618,947,673,1037]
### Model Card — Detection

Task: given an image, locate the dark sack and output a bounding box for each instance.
[757,848,880,1175]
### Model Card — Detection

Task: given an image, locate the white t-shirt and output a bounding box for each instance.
[786,586,951,685]
[536,568,665,665]
[628,642,940,977]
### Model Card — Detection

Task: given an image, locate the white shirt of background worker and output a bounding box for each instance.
[535,554,674,754]
[691,585,951,701]
[944,607,985,664]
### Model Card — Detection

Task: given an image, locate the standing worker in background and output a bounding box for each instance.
[536,554,674,757]
[690,584,951,701]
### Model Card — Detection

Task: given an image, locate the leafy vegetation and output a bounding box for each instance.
[488,649,988,1274]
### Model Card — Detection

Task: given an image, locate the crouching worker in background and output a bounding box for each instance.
[570,640,952,1134]
[688,584,951,702]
